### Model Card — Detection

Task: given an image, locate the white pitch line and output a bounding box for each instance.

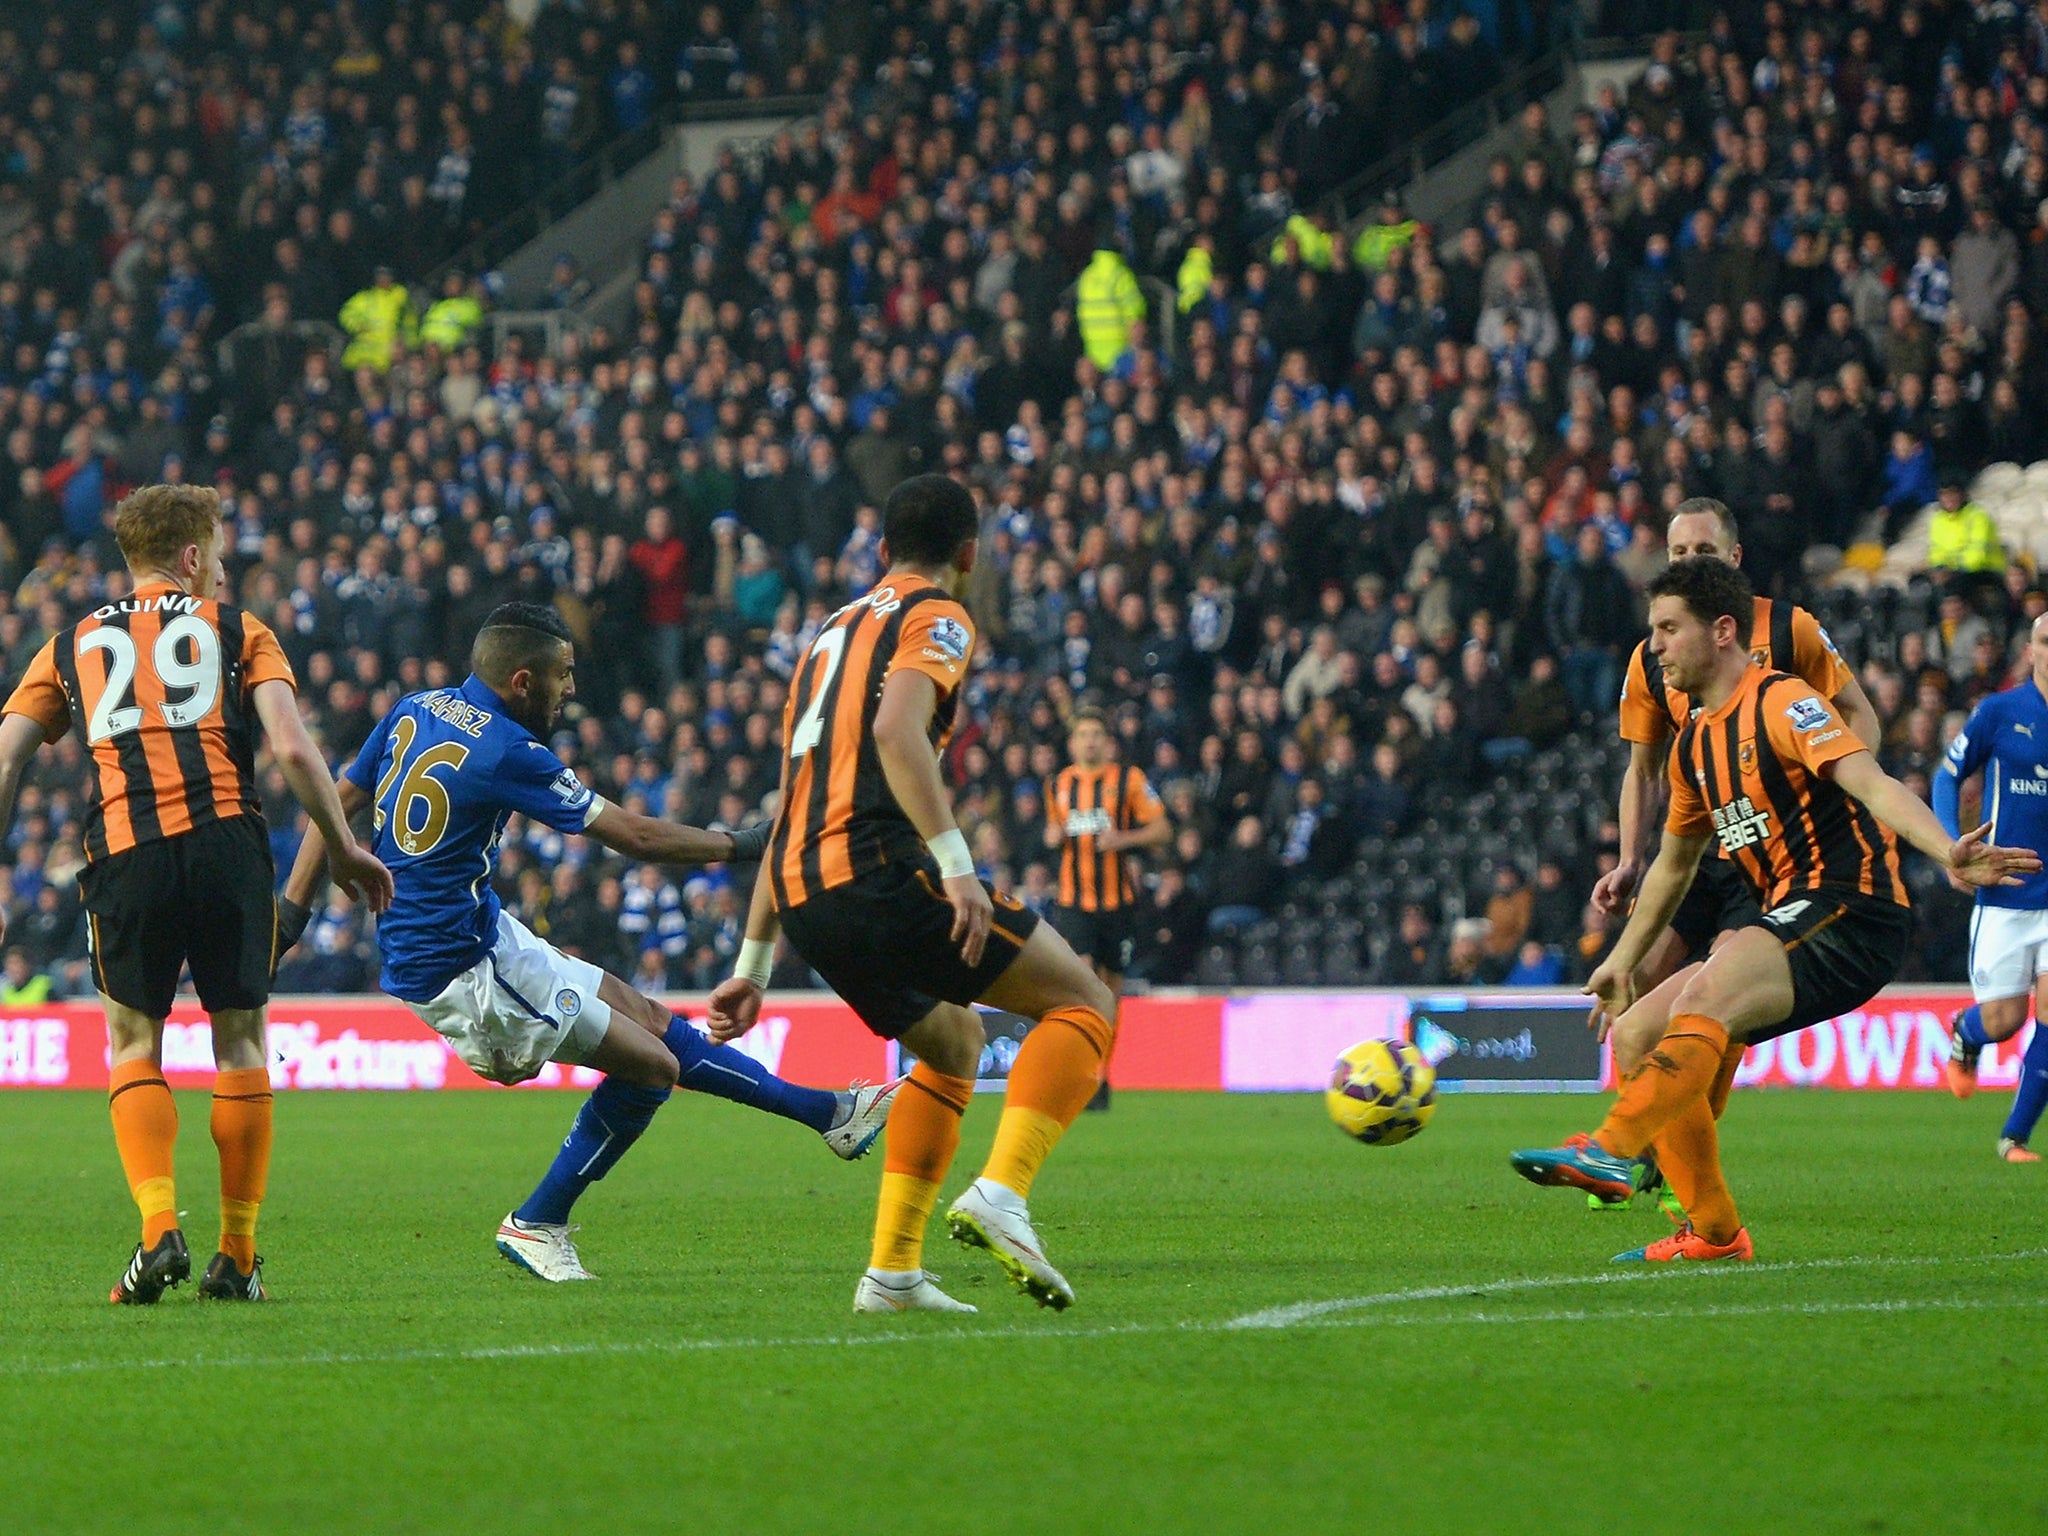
[1222,1246,2048,1329]
[2,1249,2041,1380]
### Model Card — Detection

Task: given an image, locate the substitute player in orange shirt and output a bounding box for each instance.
[0,486,391,1303]
[1045,706,1171,1110]
[1511,557,2036,1262]
[709,475,1118,1313]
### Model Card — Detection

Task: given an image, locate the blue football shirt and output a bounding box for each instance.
[1934,678,2048,912]
[344,675,603,1001]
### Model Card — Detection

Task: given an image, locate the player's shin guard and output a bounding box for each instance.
[109,1059,179,1246]
[1593,1013,1729,1160]
[2003,1024,2048,1147]
[662,1015,839,1132]
[515,1078,672,1226]
[210,1068,274,1270]
[981,1005,1114,1200]
[871,1062,973,1272]
[1654,1095,1742,1245]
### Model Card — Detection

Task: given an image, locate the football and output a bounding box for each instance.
[1326,1039,1437,1145]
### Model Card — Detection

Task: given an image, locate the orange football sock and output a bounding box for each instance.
[211,1068,274,1270]
[980,1004,1114,1199]
[109,1059,179,1246]
[1706,1038,1747,1120]
[1593,1013,1729,1160]
[869,1062,974,1272]
[1656,1095,1743,1244]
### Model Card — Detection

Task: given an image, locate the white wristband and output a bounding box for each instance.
[734,938,775,989]
[928,826,975,880]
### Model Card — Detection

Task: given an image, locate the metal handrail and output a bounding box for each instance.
[424,93,824,290]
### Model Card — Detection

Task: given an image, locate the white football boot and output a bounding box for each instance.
[852,1268,978,1313]
[495,1214,594,1281]
[945,1179,1075,1310]
[821,1077,903,1159]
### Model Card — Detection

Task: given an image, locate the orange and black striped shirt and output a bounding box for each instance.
[2,583,295,862]
[1619,596,1851,744]
[768,574,975,910]
[1666,667,1907,911]
[1048,762,1165,911]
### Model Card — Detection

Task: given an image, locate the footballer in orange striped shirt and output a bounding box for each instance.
[1043,706,1170,1110]
[1511,556,2037,1265]
[1599,498,1883,1030]
[711,475,1120,1313]
[0,484,388,1304]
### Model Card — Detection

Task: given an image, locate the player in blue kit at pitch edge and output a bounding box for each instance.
[1933,611,2048,1163]
[281,603,899,1278]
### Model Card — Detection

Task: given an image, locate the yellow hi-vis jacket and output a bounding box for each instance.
[339,284,418,371]
[1076,249,1145,370]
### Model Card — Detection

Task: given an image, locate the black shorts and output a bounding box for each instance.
[1669,855,1764,963]
[1052,904,1135,974]
[78,814,278,1019]
[780,857,1042,1039]
[1741,888,1913,1041]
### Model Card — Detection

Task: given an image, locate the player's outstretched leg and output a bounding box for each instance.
[1514,928,1790,1259]
[500,976,899,1280]
[855,1004,980,1314]
[106,1019,190,1305]
[599,975,894,1153]
[943,924,1117,1310]
[2000,1024,2048,1162]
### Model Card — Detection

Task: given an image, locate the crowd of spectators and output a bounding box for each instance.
[7,0,2048,1001]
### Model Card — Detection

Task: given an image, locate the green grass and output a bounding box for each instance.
[0,1088,2042,1535]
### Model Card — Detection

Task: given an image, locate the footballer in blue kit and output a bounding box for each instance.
[281,603,901,1279]
[1932,611,2048,1163]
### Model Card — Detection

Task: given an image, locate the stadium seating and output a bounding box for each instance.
[0,0,2036,1000]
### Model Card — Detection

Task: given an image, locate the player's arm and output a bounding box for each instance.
[1830,672,1882,751]
[0,713,49,946]
[1795,609,1882,751]
[875,667,992,965]
[253,678,394,914]
[1597,736,1670,914]
[1105,815,1174,852]
[1597,643,1671,913]
[585,800,739,866]
[1043,780,1066,849]
[1583,826,1711,1038]
[276,777,375,961]
[706,857,782,1044]
[1828,749,2041,887]
[1102,774,1173,852]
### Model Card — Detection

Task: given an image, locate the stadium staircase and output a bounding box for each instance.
[427,97,818,348]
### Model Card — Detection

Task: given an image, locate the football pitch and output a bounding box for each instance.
[1,1089,2041,1535]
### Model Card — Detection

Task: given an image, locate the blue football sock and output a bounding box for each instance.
[1955,1005,1992,1051]
[514,1077,670,1226]
[2003,1025,2048,1146]
[662,1014,840,1133]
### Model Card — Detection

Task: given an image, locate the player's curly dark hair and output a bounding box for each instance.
[1647,554,1753,630]
[883,474,978,567]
